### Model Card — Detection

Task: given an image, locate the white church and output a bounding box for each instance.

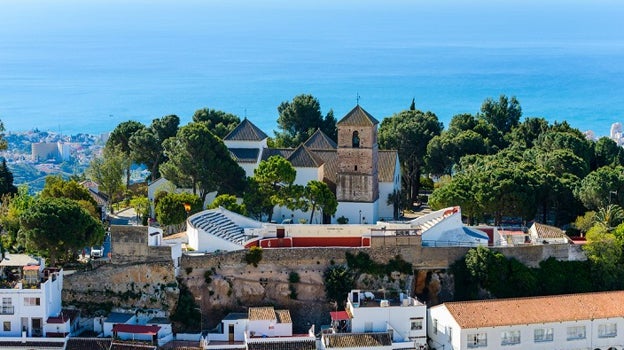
[149,105,401,224]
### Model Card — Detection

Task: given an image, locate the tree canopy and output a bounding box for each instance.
[106,120,145,187]
[191,108,240,139]
[129,114,179,182]
[19,197,105,265]
[248,155,297,222]
[160,122,246,203]
[378,109,442,206]
[274,94,337,147]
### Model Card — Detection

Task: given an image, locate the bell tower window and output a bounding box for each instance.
[352,131,360,148]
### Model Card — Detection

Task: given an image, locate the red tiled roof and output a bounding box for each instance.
[113,324,161,335]
[439,290,624,329]
[23,265,40,270]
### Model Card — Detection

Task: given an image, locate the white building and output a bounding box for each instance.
[428,291,624,350]
[0,254,67,339]
[321,289,427,350]
[245,307,316,350]
[103,311,173,347]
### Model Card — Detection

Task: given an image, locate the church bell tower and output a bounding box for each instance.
[335,105,379,203]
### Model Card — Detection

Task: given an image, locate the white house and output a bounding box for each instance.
[321,289,427,350]
[0,254,68,341]
[245,307,316,350]
[103,311,173,347]
[428,290,624,350]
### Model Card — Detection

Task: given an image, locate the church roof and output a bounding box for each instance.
[312,150,339,185]
[337,105,379,126]
[224,119,268,141]
[260,148,294,161]
[288,145,325,168]
[229,148,260,163]
[303,129,337,150]
[378,150,399,182]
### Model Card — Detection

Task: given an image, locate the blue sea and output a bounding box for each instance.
[1,0,623,136]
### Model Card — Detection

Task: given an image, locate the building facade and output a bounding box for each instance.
[428,291,624,350]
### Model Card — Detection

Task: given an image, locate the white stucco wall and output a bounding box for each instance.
[429,304,624,350]
[335,201,378,224]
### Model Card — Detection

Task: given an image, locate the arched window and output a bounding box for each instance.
[352,131,360,148]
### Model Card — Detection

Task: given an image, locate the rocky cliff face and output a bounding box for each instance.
[63,261,179,315]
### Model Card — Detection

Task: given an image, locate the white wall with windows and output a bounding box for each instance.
[429,305,624,350]
[0,268,63,338]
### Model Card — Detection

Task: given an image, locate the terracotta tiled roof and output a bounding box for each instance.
[163,231,188,241]
[275,309,292,323]
[378,150,398,182]
[304,129,337,150]
[110,343,157,350]
[229,148,260,163]
[224,119,268,141]
[249,306,277,321]
[287,145,325,168]
[324,332,392,348]
[438,291,624,329]
[66,338,112,350]
[337,105,379,126]
[247,339,316,350]
[533,222,567,239]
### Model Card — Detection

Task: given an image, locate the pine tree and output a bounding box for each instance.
[0,158,17,196]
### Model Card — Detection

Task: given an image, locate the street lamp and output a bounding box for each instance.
[184,203,191,230]
[359,210,362,224]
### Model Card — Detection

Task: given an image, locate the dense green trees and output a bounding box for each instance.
[454,247,595,301]
[106,121,145,187]
[0,159,17,196]
[88,148,125,212]
[155,192,202,228]
[208,194,246,215]
[304,180,337,224]
[20,197,105,265]
[274,94,337,147]
[41,175,99,218]
[191,108,240,139]
[129,115,179,182]
[247,155,297,222]
[160,122,246,203]
[378,109,442,205]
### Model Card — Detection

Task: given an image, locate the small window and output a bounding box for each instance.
[501,330,520,345]
[410,318,423,330]
[433,319,438,334]
[354,165,358,171]
[3,321,10,332]
[352,131,360,148]
[598,323,617,338]
[566,325,586,340]
[24,297,40,306]
[468,333,487,348]
[534,328,553,342]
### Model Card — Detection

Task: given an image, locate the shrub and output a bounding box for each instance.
[204,270,213,284]
[337,216,349,224]
[245,246,263,267]
[288,271,300,284]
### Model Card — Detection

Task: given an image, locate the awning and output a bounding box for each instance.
[330,311,350,321]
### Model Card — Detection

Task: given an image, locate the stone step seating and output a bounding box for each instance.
[190,211,245,245]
